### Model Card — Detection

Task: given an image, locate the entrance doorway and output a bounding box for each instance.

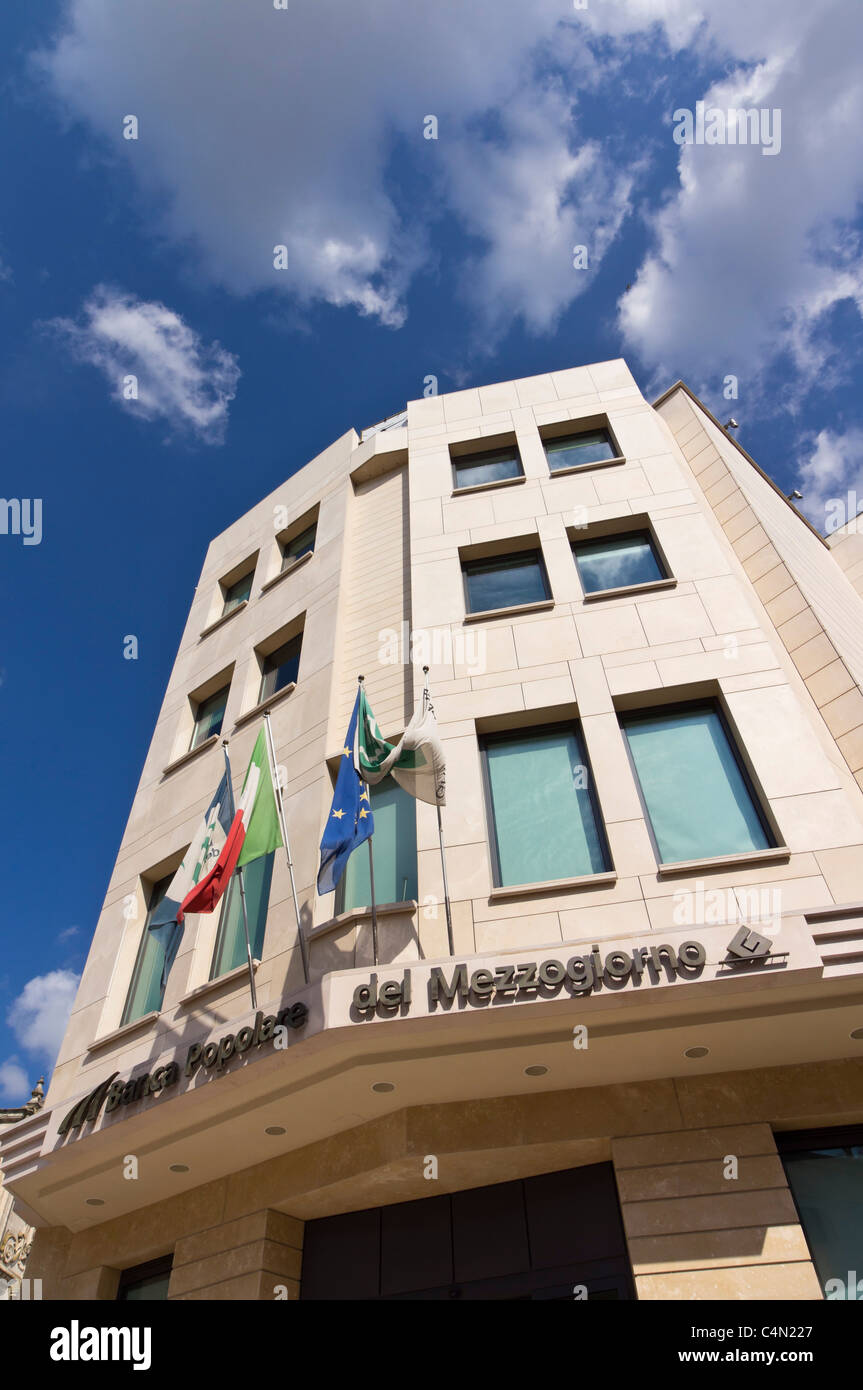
[301,1161,633,1300]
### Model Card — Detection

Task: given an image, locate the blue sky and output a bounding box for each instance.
[2,0,862,1098]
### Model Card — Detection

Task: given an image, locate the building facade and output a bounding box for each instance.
[1,1079,43,1298]
[5,359,863,1301]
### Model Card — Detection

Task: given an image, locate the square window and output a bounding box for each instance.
[221,570,253,616]
[281,521,317,572]
[482,725,610,888]
[620,702,774,864]
[453,446,523,490]
[190,685,229,750]
[259,633,302,703]
[463,551,549,614]
[546,429,617,472]
[573,531,665,594]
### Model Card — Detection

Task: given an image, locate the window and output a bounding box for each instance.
[211,853,275,978]
[481,725,610,888]
[453,446,523,491]
[546,428,618,472]
[573,531,666,595]
[116,1255,173,1301]
[259,633,302,703]
[336,778,417,912]
[190,685,229,750]
[620,702,773,865]
[463,551,550,615]
[222,570,253,616]
[281,522,317,571]
[777,1128,863,1298]
[121,874,175,1026]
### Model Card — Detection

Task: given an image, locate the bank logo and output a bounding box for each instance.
[726,925,774,961]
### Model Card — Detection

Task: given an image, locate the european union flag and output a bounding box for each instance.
[317,689,374,894]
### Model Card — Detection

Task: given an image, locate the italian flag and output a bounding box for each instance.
[147,730,283,982]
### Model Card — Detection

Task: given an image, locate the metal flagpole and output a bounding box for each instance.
[263,710,310,985]
[222,741,258,1011]
[357,675,379,966]
[423,666,454,956]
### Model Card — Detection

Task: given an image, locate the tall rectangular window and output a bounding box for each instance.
[481,726,610,888]
[337,778,417,912]
[211,853,274,978]
[281,522,317,571]
[546,428,617,472]
[116,1255,174,1302]
[453,446,522,491]
[190,686,229,750]
[573,532,665,595]
[778,1129,863,1298]
[463,551,549,614]
[620,702,773,865]
[121,874,174,1026]
[222,570,253,616]
[259,633,302,702]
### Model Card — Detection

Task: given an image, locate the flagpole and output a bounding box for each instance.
[423,666,454,956]
[222,741,258,1011]
[357,675,379,966]
[263,710,310,985]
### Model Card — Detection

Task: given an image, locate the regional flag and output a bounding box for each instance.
[317,690,374,894]
[357,686,446,806]
[147,772,245,987]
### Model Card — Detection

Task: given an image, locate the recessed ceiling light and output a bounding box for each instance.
[85,1198,104,1206]
[524,1065,548,1077]
[850,1027,863,1040]
[372,1082,395,1093]
[265,1126,286,1136]
[684,1046,709,1059]
[169,1164,189,1173]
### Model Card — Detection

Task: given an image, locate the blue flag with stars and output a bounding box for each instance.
[317,689,374,894]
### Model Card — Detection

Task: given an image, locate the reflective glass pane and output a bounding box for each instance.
[574,533,664,594]
[464,553,548,613]
[339,778,417,911]
[211,853,274,978]
[454,449,522,489]
[546,430,616,471]
[121,875,174,1025]
[622,705,771,863]
[485,728,609,887]
[782,1145,863,1296]
[259,634,302,702]
[191,686,228,749]
[282,523,317,570]
[222,571,252,615]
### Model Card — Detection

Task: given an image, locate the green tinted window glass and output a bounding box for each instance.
[222,571,253,615]
[621,705,771,864]
[259,634,302,701]
[121,875,174,1026]
[211,853,274,978]
[191,686,228,750]
[484,727,609,888]
[338,778,417,911]
[282,523,317,569]
[781,1144,863,1296]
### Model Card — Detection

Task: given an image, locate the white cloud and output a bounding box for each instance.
[0,1059,29,1104]
[6,969,80,1065]
[797,426,863,531]
[48,288,241,443]
[33,0,863,399]
[57,926,80,944]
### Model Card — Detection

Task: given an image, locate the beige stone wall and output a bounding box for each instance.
[30,1054,863,1300]
[828,521,863,601]
[615,1124,819,1299]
